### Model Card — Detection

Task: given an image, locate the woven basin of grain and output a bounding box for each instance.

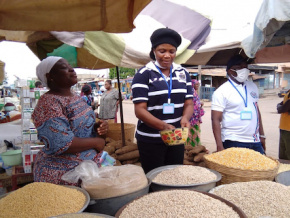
[210,181,290,218]
[0,182,88,218]
[204,147,279,184]
[116,189,246,218]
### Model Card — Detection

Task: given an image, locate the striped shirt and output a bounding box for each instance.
[132,61,193,143]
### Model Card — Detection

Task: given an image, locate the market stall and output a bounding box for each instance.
[1,0,290,217]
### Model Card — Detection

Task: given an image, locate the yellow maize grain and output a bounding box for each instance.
[205,148,277,170]
[0,182,86,218]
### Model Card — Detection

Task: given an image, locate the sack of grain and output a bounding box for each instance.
[62,160,147,199]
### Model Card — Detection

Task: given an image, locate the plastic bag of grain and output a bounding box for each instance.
[62,160,147,199]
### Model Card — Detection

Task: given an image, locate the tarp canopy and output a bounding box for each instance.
[1,0,212,69]
[25,0,265,68]
[0,0,151,33]
[242,0,290,63]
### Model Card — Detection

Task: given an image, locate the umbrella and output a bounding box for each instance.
[1,0,212,69]
[0,0,151,146]
[242,0,290,63]
[0,0,151,33]
[0,0,213,145]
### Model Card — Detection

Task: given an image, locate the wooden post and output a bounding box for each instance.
[116,66,125,146]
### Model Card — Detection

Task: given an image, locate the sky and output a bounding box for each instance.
[0,0,264,85]
[0,41,109,85]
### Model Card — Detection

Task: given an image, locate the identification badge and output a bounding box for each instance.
[240,111,252,120]
[163,103,175,114]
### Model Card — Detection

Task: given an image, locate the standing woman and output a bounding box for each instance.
[187,79,205,147]
[98,80,120,123]
[132,28,194,173]
[81,84,95,109]
[32,56,108,185]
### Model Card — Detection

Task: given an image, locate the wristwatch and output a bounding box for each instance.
[259,135,266,139]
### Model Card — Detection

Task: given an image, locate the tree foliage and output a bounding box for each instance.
[109,67,136,79]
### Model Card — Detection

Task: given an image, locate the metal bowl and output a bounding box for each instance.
[115,189,247,218]
[146,164,222,192]
[50,212,114,217]
[85,179,151,216]
[275,170,290,186]
[0,185,90,214]
[68,186,90,212]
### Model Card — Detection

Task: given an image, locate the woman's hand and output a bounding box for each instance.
[94,137,105,152]
[94,120,109,135]
[180,116,191,128]
[162,123,175,130]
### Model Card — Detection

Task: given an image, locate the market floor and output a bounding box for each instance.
[117,93,282,159]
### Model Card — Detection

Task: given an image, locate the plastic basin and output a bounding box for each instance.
[0,149,22,166]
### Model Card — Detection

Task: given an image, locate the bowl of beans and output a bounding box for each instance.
[146,165,221,192]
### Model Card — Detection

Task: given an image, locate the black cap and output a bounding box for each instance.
[226,55,249,71]
[149,28,182,60]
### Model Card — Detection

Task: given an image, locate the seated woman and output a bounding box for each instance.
[32,56,108,186]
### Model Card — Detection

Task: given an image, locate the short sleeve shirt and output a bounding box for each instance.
[132,62,193,143]
[211,79,260,142]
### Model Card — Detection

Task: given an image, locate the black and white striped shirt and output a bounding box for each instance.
[132,61,193,143]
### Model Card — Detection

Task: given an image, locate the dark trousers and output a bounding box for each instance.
[137,141,184,174]
[223,140,265,154]
[279,129,290,160]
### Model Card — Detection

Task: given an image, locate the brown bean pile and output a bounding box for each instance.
[119,190,239,218]
[152,166,217,185]
[211,181,290,218]
[0,182,86,218]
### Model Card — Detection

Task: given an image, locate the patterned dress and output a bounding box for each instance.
[31,93,102,186]
[187,81,205,147]
[98,89,119,120]
[81,94,94,106]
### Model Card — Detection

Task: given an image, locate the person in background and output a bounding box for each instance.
[98,80,120,123]
[81,84,95,110]
[132,28,193,173]
[211,55,266,154]
[277,89,290,160]
[187,79,205,147]
[32,56,109,186]
[34,81,43,88]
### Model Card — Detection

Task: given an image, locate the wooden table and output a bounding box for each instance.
[0,165,33,191]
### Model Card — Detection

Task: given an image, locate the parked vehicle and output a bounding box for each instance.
[278,89,288,98]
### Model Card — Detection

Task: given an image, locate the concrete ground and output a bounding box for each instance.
[117,90,283,159]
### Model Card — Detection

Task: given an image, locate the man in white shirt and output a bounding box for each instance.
[211,55,266,154]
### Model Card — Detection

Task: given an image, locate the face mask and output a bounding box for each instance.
[232,68,250,83]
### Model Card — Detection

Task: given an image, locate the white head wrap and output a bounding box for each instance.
[36,56,63,87]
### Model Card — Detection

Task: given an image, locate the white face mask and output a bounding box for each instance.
[232,68,250,83]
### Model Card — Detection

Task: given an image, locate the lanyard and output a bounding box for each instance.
[155,65,173,104]
[229,80,248,107]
